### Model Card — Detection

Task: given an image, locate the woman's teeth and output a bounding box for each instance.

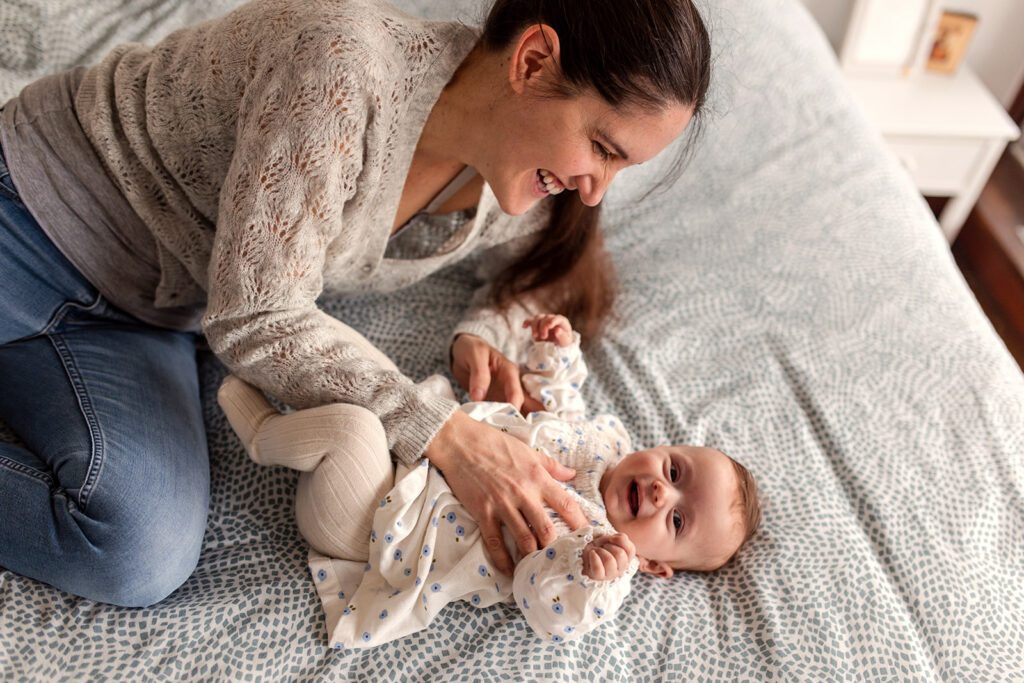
[537,169,564,195]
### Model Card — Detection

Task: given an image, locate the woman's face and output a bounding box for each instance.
[478,25,694,216]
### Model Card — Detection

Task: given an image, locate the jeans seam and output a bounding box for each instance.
[48,333,105,510]
[0,454,54,486]
[0,155,23,204]
[39,294,104,338]
[0,175,23,205]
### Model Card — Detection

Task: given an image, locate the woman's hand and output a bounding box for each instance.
[582,533,636,581]
[424,410,589,575]
[451,333,543,413]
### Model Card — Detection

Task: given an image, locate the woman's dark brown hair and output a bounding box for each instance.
[479,0,712,340]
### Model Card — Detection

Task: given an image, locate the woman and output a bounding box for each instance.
[0,0,710,606]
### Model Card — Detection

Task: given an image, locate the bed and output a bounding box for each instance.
[2,0,1022,679]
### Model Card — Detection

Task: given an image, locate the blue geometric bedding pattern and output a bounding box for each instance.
[2,0,1022,680]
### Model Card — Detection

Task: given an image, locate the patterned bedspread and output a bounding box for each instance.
[2,0,1022,680]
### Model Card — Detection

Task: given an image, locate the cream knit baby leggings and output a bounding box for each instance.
[218,374,394,561]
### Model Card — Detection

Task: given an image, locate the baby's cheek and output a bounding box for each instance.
[619,523,655,558]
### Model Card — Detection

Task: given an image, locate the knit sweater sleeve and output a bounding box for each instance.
[202,39,456,465]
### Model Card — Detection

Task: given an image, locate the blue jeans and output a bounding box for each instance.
[0,140,209,607]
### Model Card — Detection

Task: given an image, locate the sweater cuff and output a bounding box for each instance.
[389,389,460,466]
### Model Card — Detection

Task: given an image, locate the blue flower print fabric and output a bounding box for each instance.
[308,332,638,649]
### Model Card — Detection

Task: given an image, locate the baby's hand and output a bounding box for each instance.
[523,314,573,347]
[582,533,636,581]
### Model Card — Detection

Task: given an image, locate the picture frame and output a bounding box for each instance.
[926,11,979,74]
[840,0,942,78]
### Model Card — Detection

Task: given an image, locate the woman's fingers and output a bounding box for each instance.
[452,334,495,401]
[520,503,556,551]
[497,501,538,559]
[521,395,545,415]
[497,360,524,410]
[541,477,588,531]
[466,344,492,402]
[540,454,577,482]
[478,516,514,576]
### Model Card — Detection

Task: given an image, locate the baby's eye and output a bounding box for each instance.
[592,141,611,161]
[669,464,678,482]
[673,510,683,532]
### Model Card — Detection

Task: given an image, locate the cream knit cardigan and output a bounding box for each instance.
[72,0,551,463]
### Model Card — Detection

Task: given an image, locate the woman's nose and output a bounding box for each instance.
[574,170,614,206]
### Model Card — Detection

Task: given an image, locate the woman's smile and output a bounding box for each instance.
[531,168,565,198]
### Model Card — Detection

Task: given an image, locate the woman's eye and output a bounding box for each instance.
[592,141,610,161]
[673,510,683,532]
[669,464,678,482]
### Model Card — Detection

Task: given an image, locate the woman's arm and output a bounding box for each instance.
[203,42,455,465]
[203,40,587,570]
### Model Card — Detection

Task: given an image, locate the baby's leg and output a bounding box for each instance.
[218,376,393,561]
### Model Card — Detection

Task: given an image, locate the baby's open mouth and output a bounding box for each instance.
[629,480,639,517]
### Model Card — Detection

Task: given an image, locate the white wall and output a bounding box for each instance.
[798,0,1024,109]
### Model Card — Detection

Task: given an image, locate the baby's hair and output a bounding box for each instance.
[729,457,761,552]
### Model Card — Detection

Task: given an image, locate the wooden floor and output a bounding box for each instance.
[949,149,1024,372]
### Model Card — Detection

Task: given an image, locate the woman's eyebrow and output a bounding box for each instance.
[596,127,630,161]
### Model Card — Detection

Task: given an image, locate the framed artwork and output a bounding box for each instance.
[840,0,942,77]
[926,11,979,74]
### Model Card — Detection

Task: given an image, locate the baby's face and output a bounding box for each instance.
[599,445,743,575]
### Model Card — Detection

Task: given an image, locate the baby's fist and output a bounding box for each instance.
[522,314,573,347]
[582,533,636,581]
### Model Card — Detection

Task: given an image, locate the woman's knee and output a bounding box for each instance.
[81,463,209,607]
[88,504,207,607]
[99,534,204,607]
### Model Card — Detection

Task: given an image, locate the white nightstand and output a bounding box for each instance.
[844,67,1020,242]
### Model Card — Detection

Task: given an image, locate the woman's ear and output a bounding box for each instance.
[507,23,561,95]
[638,557,674,579]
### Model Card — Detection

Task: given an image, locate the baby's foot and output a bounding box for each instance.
[217,375,279,459]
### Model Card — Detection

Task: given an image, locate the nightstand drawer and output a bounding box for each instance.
[886,136,984,195]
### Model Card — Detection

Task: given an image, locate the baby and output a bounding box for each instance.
[218,314,760,649]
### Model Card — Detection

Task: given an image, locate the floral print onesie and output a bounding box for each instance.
[309,332,639,649]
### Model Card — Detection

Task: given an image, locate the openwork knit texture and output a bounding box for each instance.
[66,0,505,463]
[75,0,462,301]
[1,0,1023,680]
[4,0,551,464]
